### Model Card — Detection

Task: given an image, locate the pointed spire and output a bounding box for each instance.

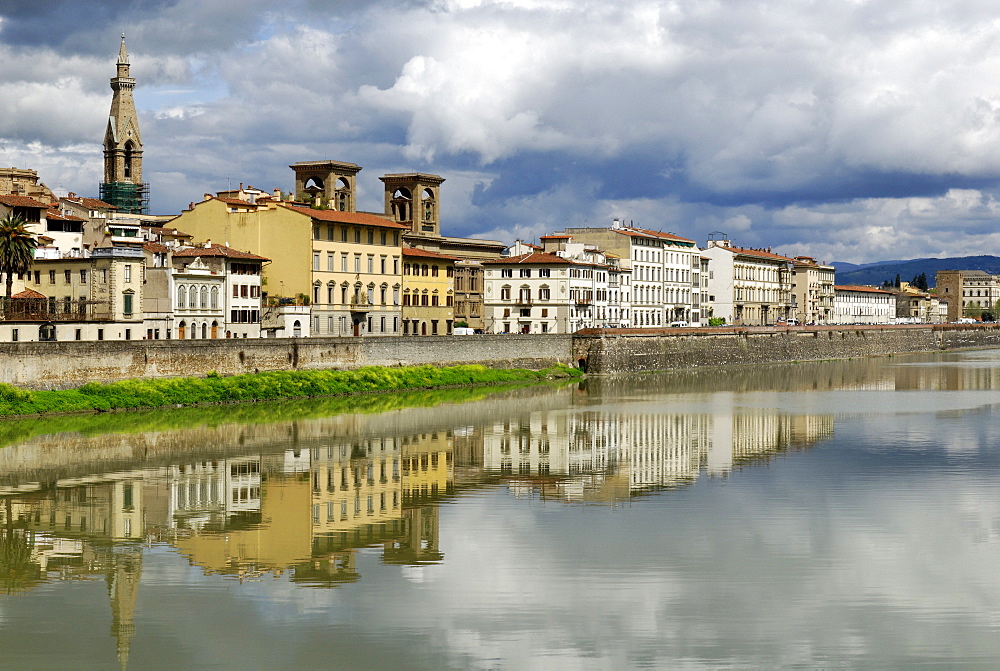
[118,34,129,66]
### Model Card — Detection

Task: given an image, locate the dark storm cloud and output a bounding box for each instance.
[4,0,1000,261]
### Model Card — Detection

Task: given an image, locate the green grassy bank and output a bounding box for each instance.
[0,364,581,418]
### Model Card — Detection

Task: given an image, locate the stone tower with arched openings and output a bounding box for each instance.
[100,35,148,213]
[379,173,444,237]
[290,160,362,211]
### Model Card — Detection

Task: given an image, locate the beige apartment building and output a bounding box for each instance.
[791,256,836,324]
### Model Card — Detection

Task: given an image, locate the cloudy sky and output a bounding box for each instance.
[3,0,1000,263]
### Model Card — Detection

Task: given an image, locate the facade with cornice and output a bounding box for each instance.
[558,221,699,326]
[482,242,630,334]
[833,285,895,324]
[702,239,795,326]
[791,256,836,324]
[401,246,457,336]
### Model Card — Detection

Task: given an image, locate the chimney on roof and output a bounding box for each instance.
[612,218,621,230]
[188,202,194,210]
[204,239,211,248]
[273,188,281,199]
[203,193,212,201]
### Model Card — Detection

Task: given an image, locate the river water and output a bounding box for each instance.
[2,350,1000,669]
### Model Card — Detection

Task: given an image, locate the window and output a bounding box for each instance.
[80,269,87,283]
[341,253,348,272]
[313,253,320,270]
[122,292,133,316]
[520,268,531,277]
[354,255,361,273]
[49,270,56,284]
[368,229,374,244]
[327,253,334,271]
[177,286,186,308]
[64,270,71,283]
[211,287,219,309]
[124,265,132,283]
[327,225,334,241]
[501,269,512,278]
[368,256,374,274]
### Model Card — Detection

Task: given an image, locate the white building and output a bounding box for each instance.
[560,221,700,327]
[833,285,895,324]
[483,242,630,333]
[702,239,795,326]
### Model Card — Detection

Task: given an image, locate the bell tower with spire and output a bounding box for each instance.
[100,34,148,214]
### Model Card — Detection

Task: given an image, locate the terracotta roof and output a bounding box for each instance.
[484,252,573,265]
[143,241,169,253]
[635,228,696,244]
[714,244,795,262]
[216,197,258,208]
[485,252,617,269]
[402,247,458,260]
[172,244,269,262]
[835,285,893,294]
[611,228,696,244]
[12,288,45,299]
[63,196,115,210]
[44,209,86,222]
[148,226,192,238]
[540,234,571,239]
[0,195,48,209]
[284,205,410,229]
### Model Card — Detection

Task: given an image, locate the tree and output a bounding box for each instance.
[910,272,928,291]
[0,213,38,300]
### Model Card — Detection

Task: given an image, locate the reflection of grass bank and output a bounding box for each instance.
[0,364,580,422]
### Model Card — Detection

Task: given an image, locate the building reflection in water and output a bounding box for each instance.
[482,399,834,502]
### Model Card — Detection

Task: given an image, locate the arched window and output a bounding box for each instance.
[200,286,208,308]
[177,285,186,309]
[124,141,135,180]
[201,323,208,339]
[210,286,219,309]
[293,320,302,337]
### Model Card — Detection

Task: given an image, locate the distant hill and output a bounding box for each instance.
[835,256,1000,287]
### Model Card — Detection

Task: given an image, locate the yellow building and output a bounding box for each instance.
[401,246,457,335]
[168,195,407,336]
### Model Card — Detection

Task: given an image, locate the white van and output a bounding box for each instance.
[669,321,689,328]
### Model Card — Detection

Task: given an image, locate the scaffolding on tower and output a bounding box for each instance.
[99,181,149,215]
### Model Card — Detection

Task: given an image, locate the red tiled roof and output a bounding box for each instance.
[173,244,269,262]
[63,196,116,210]
[0,195,48,209]
[402,247,458,260]
[143,242,169,253]
[12,288,45,299]
[484,252,573,265]
[835,285,893,294]
[284,205,410,230]
[485,252,617,269]
[148,226,192,238]
[715,245,795,262]
[216,197,258,208]
[540,234,571,239]
[44,209,86,222]
[635,228,696,244]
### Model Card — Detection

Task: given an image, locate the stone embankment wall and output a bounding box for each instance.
[3,325,1000,389]
[573,324,1000,374]
[0,334,574,390]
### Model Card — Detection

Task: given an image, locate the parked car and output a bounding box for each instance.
[669,321,689,328]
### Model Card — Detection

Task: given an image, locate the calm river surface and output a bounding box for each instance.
[3,351,1000,669]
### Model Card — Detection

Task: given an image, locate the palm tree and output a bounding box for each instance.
[0,212,39,302]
